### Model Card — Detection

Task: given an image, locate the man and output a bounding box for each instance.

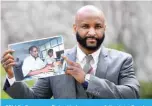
[45,49,55,65]
[22,46,46,77]
[1,5,140,98]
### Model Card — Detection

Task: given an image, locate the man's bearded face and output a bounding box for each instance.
[76,32,105,51]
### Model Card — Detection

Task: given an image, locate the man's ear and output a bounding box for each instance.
[104,24,106,31]
[73,24,77,33]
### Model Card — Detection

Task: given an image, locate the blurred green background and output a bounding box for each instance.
[1,44,152,99]
[1,64,36,99]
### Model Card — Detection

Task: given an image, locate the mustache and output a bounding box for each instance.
[84,36,98,40]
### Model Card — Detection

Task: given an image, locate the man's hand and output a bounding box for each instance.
[1,50,16,78]
[63,56,86,84]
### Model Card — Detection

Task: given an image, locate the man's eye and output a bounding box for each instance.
[82,26,89,29]
[95,26,102,29]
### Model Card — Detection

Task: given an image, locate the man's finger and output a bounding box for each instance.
[8,62,16,66]
[62,56,77,66]
[66,66,79,74]
[62,56,74,65]
[2,49,15,58]
[65,69,72,75]
[75,63,81,68]
[65,68,76,75]
[1,54,14,63]
[3,59,15,66]
[3,62,16,69]
[66,66,73,70]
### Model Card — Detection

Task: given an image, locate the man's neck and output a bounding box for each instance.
[78,44,97,55]
[31,55,38,60]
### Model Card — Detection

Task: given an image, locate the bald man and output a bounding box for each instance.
[1,5,140,99]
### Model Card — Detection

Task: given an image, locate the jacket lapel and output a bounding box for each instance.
[95,46,109,79]
[65,46,77,62]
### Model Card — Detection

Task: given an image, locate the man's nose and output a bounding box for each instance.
[88,28,96,36]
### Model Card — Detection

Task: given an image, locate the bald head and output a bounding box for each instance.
[75,5,105,24]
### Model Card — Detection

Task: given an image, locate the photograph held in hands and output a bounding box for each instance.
[8,36,67,81]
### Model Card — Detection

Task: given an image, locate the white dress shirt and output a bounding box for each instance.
[22,55,46,77]
[76,45,101,75]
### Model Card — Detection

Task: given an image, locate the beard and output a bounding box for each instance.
[76,32,105,51]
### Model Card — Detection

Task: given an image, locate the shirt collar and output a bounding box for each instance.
[29,55,39,60]
[91,47,101,62]
[76,45,86,62]
[76,44,101,63]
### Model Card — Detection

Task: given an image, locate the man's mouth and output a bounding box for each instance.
[87,38,96,43]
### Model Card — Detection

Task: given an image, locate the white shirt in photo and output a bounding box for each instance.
[22,55,46,77]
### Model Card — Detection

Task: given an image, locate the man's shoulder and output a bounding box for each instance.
[104,47,132,60]
[24,55,32,61]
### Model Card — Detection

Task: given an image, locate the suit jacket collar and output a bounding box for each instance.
[66,45,108,60]
[66,45,109,78]
[66,45,77,62]
[95,46,108,79]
